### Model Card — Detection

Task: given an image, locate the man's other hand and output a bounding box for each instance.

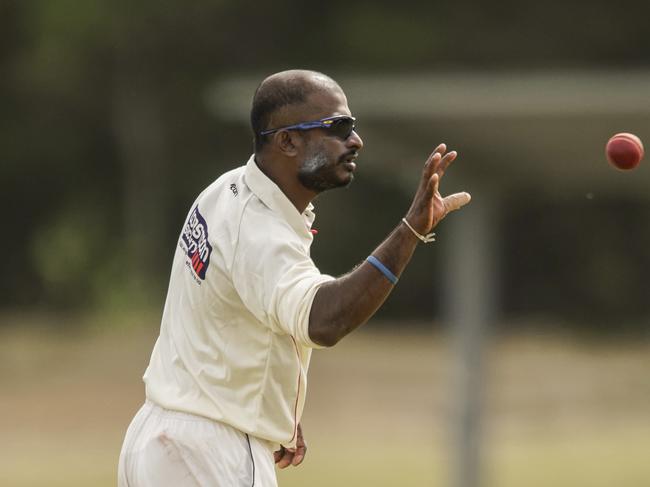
[274,423,307,468]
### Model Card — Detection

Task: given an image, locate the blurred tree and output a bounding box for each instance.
[503,193,650,332]
[1,0,649,328]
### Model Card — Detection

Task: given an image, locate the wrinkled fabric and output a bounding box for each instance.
[118,402,277,487]
[143,156,333,447]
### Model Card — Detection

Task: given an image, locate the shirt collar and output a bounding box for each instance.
[244,155,316,238]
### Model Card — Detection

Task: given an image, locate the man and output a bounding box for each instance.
[118,69,471,486]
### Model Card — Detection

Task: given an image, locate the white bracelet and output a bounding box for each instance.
[401,218,436,243]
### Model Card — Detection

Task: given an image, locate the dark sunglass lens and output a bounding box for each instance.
[329,118,355,139]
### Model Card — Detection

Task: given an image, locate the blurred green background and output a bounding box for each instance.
[1,1,649,486]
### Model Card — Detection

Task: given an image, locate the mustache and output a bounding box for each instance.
[338,150,358,163]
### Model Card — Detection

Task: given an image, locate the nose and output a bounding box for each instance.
[347,130,364,151]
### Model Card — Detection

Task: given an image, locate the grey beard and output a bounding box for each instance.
[298,152,343,192]
[301,151,328,174]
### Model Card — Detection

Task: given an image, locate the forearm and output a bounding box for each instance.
[308,221,421,346]
[308,143,470,347]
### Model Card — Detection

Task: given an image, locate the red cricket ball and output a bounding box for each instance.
[606,133,644,170]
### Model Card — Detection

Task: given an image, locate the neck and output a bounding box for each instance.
[254,155,316,213]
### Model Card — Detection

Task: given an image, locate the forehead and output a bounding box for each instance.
[291,86,351,121]
[268,84,352,128]
[303,87,351,119]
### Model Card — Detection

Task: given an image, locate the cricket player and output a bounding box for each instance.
[118,69,471,486]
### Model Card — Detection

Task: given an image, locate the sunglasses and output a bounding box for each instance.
[260,115,357,140]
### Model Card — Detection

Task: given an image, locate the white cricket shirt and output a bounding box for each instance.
[143,155,334,447]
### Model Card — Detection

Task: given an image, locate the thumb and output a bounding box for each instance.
[443,192,471,213]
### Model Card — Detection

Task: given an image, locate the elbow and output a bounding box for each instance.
[308,283,354,347]
[308,321,344,348]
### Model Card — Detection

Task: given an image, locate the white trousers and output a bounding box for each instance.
[118,401,278,487]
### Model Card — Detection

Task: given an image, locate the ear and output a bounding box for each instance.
[275,130,302,157]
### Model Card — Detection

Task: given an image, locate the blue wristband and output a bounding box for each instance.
[366,255,399,285]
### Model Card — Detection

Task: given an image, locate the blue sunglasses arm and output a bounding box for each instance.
[260,120,326,136]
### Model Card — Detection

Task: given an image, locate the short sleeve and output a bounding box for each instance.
[231,209,334,349]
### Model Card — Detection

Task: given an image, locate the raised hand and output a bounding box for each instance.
[404,143,471,237]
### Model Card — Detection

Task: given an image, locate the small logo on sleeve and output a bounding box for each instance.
[180,206,212,280]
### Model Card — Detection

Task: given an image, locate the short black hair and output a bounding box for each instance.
[250,70,335,153]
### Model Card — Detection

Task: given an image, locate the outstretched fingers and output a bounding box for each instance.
[422,151,440,183]
[436,150,457,178]
[424,143,459,179]
[428,143,446,162]
[420,143,446,188]
[427,173,440,199]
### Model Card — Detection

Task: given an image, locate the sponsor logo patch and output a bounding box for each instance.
[180,206,212,280]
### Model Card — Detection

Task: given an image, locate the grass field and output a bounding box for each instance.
[1,315,648,486]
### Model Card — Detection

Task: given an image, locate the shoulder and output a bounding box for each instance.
[238,198,298,249]
[198,165,247,206]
